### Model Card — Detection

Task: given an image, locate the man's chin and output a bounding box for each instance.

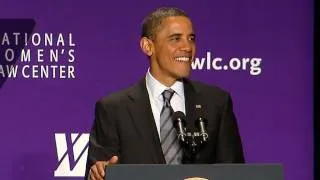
[176,71,191,80]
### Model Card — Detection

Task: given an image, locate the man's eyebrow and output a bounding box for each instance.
[167,33,182,38]
[167,33,196,38]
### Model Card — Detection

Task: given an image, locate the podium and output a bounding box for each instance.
[105,164,283,180]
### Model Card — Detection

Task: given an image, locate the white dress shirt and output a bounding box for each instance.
[145,70,186,139]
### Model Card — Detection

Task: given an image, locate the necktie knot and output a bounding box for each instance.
[162,89,175,102]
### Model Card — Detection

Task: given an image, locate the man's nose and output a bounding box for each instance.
[179,39,193,52]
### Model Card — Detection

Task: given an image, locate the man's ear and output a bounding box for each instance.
[140,37,153,56]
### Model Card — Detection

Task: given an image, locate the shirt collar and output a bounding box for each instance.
[145,69,184,99]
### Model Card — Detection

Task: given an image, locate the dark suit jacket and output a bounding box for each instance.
[85,78,244,178]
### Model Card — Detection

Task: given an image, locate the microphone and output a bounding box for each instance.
[172,111,187,142]
[195,117,208,142]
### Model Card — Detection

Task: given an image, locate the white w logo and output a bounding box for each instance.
[54,133,89,177]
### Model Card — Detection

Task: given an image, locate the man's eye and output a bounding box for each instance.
[171,37,180,41]
[189,36,196,42]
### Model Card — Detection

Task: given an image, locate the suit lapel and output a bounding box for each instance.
[127,79,166,164]
[183,79,204,132]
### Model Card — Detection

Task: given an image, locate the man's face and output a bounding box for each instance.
[148,16,196,85]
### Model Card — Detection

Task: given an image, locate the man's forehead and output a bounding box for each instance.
[161,16,192,26]
[157,16,194,34]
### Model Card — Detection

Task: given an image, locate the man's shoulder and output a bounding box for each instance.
[189,79,230,97]
[188,79,233,107]
[97,80,143,105]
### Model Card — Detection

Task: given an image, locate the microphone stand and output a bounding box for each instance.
[172,112,208,163]
[182,131,207,163]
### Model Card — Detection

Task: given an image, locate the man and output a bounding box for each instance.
[85,7,244,180]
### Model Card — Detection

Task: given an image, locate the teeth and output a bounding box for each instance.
[175,57,190,62]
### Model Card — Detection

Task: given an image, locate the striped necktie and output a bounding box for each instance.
[160,89,183,164]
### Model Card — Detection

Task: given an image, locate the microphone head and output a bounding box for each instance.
[172,111,186,125]
[172,111,186,120]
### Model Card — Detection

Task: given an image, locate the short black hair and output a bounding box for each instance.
[141,7,190,38]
